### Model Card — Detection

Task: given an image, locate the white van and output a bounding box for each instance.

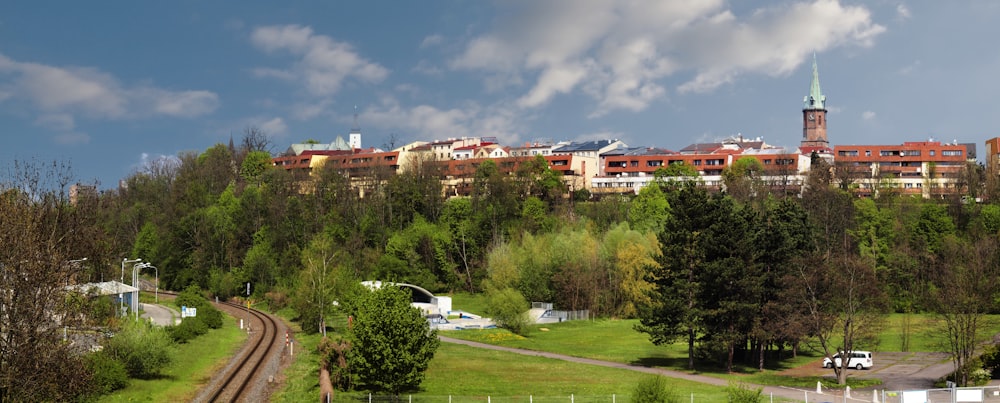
[822,351,873,370]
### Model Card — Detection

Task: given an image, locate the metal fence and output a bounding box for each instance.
[794,385,1000,403]
[326,392,802,403]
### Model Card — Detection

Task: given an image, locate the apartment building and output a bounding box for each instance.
[833,141,976,197]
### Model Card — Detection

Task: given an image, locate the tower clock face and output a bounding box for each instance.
[808,113,815,121]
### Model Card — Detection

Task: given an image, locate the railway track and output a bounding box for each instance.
[159,291,284,402]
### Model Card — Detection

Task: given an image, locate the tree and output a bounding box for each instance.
[637,182,720,370]
[346,285,440,395]
[933,236,998,386]
[791,253,887,385]
[628,183,669,234]
[0,160,96,401]
[722,156,764,204]
[485,287,531,335]
[293,233,352,335]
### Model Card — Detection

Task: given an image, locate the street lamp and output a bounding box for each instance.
[121,258,141,317]
[135,262,158,303]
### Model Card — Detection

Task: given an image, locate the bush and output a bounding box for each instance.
[103,320,174,378]
[85,352,130,395]
[174,285,223,329]
[167,316,209,343]
[485,287,531,336]
[630,375,678,403]
[726,381,762,403]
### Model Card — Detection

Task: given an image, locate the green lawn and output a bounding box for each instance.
[274,303,1000,400]
[333,343,754,402]
[99,313,246,402]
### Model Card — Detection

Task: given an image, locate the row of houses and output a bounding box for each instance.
[270,131,978,199]
[271,58,979,199]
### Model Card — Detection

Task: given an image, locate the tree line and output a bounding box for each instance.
[4,130,1000,398]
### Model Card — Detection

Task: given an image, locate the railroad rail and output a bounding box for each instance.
[159,291,283,402]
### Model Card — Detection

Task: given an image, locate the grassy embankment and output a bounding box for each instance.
[100,293,246,402]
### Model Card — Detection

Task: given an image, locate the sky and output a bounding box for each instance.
[1,1,998,189]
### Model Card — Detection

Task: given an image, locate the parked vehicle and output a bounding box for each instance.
[822,351,873,370]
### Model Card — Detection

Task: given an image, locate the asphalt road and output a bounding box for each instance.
[140,303,180,326]
[438,336,984,401]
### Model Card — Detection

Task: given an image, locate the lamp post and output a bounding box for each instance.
[136,263,159,303]
[121,258,141,317]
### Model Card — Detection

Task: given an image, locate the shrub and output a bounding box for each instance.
[85,352,129,395]
[726,381,762,403]
[175,285,223,329]
[167,316,209,343]
[630,375,678,403]
[485,287,531,336]
[103,320,174,378]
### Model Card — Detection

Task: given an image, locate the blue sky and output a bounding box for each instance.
[1,1,997,188]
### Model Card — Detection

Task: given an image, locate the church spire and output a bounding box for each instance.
[804,53,826,110]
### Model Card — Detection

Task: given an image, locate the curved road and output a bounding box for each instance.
[439,336,955,401]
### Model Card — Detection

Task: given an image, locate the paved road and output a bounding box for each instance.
[140,303,180,326]
[440,336,819,401]
[438,336,976,401]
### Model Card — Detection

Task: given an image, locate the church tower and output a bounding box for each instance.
[801,54,828,148]
[349,105,362,150]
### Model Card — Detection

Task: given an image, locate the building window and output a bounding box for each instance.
[930,150,936,156]
[865,150,871,157]
[693,160,702,166]
[838,150,859,157]
[630,161,639,167]
[902,150,921,156]
[942,150,963,156]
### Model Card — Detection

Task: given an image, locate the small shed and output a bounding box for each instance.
[67,281,139,317]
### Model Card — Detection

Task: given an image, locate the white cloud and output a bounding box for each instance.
[251,24,389,96]
[0,52,219,144]
[420,34,444,49]
[862,110,876,120]
[363,96,523,144]
[35,113,75,131]
[451,0,885,115]
[291,99,332,120]
[258,117,288,136]
[896,4,911,20]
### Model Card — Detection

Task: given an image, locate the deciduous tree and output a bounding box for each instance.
[346,285,440,395]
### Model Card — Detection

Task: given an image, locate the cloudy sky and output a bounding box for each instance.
[1,1,996,188]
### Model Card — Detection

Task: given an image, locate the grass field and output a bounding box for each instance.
[274,294,1000,400]
[100,313,246,402]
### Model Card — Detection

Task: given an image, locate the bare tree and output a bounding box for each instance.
[792,253,887,385]
[0,160,94,400]
[241,125,274,155]
[933,236,998,386]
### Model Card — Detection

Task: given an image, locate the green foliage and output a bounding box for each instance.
[655,163,699,179]
[376,215,457,291]
[978,204,1000,234]
[346,285,440,394]
[85,351,130,395]
[293,232,355,334]
[167,316,210,343]
[103,320,174,378]
[725,381,762,403]
[241,150,273,183]
[628,183,669,234]
[485,287,531,335]
[174,285,223,329]
[630,375,679,403]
